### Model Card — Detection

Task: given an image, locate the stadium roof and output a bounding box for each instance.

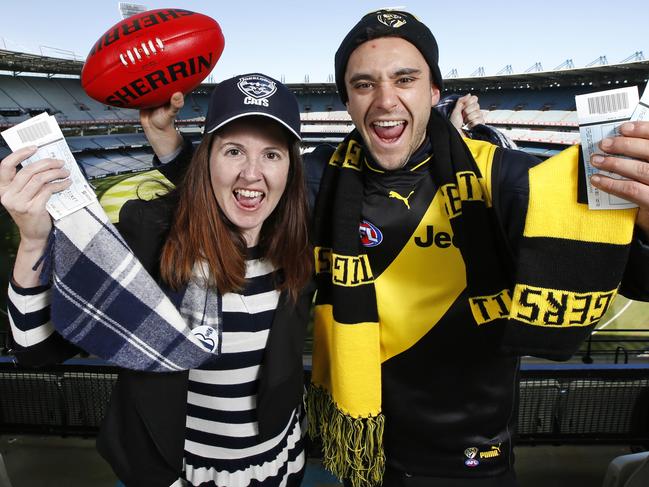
[283,62,649,95]
[0,48,647,91]
[443,61,649,92]
[0,49,83,76]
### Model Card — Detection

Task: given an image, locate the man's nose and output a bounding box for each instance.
[375,83,398,111]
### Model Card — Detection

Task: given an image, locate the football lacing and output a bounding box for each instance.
[119,38,165,66]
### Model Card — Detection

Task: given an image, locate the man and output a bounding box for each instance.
[304,10,649,487]
[140,10,649,487]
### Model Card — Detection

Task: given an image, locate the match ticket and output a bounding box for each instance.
[576,84,649,210]
[630,82,649,122]
[1,113,96,220]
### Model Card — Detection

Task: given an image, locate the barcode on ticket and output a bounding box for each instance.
[587,91,630,115]
[17,120,54,144]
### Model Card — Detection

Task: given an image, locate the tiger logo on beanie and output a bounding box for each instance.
[377,12,407,28]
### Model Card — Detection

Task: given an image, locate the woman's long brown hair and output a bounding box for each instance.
[159,119,312,301]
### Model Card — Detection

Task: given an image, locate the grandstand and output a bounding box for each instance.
[1,49,649,487]
[1,49,648,356]
[2,48,647,178]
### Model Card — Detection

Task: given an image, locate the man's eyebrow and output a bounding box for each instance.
[392,67,422,77]
[348,67,423,84]
[348,72,375,84]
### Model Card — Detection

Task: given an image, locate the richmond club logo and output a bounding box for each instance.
[238,75,277,106]
[464,447,480,468]
[377,12,407,28]
[359,220,383,247]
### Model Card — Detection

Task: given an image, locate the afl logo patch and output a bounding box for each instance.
[238,75,277,100]
[464,447,480,468]
[359,220,383,247]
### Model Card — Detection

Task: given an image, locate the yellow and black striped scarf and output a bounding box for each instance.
[307,110,636,487]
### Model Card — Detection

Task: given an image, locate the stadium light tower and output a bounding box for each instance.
[470,67,485,77]
[524,62,543,73]
[554,59,575,70]
[39,46,79,62]
[119,2,147,19]
[586,55,608,67]
[496,65,513,75]
[444,68,458,79]
[619,51,645,63]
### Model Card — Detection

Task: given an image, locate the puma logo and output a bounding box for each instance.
[388,190,414,209]
[479,444,502,459]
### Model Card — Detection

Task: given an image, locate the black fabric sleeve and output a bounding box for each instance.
[9,332,81,367]
[152,136,195,186]
[303,143,335,212]
[490,147,541,262]
[7,281,81,366]
[619,231,649,301]
[115,194,176,279]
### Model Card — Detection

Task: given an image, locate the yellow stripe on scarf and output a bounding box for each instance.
[311,305,382,418]
[524,145,636,244]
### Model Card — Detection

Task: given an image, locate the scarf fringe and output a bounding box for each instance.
[307,384,385,487]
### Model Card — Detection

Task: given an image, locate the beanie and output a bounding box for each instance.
[334,9,443,103]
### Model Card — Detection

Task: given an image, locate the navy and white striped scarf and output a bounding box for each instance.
[43,200,221,372]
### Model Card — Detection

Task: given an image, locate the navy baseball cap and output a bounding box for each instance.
[205,73,301,140]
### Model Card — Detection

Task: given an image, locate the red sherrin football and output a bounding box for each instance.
[81,8,224,109]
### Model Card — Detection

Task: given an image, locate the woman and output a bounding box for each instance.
[1,73,314,487]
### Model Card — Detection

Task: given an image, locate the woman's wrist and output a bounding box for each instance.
[13,239,49,288]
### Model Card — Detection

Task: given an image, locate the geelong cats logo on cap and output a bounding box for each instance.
[238,75,277,107]
[377,12,407,28]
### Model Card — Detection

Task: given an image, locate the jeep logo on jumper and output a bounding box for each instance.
[238,75,277,107]
[377,12,407,28]
[414,225,458,248]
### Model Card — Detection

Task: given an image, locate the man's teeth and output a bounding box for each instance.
[373,120,405,127]
[235,189,263,198]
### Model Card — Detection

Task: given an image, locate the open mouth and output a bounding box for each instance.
[372,120,406,143]
[234,188,265,209]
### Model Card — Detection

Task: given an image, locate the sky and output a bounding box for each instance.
[1,0,648,83]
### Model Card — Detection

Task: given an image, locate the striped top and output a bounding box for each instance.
[182,248,305,487]
[6,249,305,487]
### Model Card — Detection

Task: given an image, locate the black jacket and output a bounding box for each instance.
[12,194,315,487]
[304,141,649,479]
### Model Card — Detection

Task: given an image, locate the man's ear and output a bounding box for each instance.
[431,84,441,106]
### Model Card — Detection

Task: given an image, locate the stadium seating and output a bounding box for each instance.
[484,109,577,127]
[559,379,646,436]
[0,71,591,161]
[0,75,141,127]
[2,358,647,451]
[517,379,561,435]
[301,110,350,121]
[178,93,208,119]
[0,53,646,185]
